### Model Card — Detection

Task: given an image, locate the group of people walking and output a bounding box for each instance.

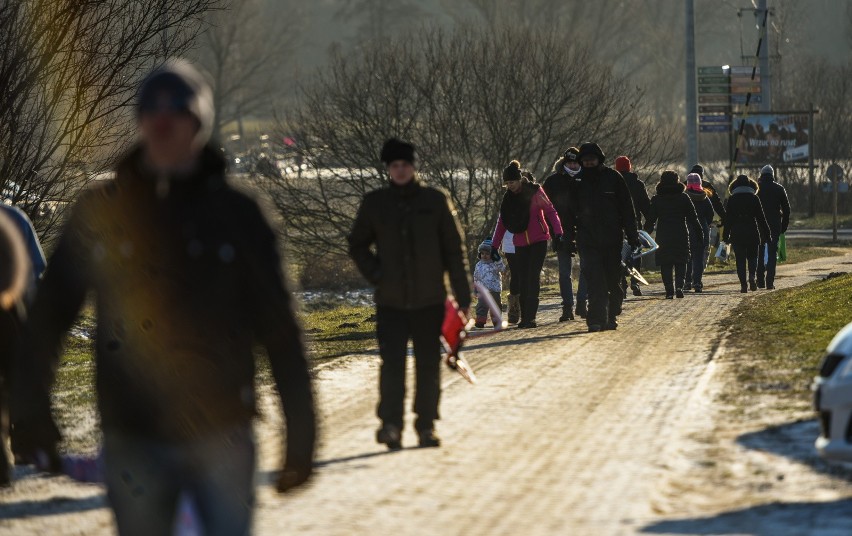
[0,57,795,534]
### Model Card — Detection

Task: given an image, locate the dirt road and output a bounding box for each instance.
[3,252,852,535]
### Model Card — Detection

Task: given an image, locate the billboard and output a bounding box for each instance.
[733,113,810,165]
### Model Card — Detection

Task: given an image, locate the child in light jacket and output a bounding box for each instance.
[473,239,505,328]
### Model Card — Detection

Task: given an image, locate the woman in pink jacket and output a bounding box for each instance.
[491,161,563,328]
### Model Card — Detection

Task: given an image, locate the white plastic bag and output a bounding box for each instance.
[715,241,731,263]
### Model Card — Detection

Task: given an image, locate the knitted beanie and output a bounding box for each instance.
[686,172,703,192]
[614,156,631,173]
[503,160,522,182]
[137,59,214,146]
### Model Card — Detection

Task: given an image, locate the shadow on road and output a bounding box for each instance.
[0,493,106,520]
[642,420,852,534]
[256,448,409,486]
[640,498,852,534]
[736,419,852,481]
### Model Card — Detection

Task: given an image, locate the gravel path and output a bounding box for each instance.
[2,251,852,535]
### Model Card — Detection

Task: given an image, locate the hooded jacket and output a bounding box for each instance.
[348,178,472,309]
[756,172,791,237]
[17,145,316,471]
[723,176,772,248]
[645,182,703,265]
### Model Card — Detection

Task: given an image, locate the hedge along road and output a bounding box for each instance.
[2,251,852,535]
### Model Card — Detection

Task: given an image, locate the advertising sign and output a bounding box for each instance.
[733,113,810,165]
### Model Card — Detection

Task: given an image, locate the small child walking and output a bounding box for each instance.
[473,239,506,328]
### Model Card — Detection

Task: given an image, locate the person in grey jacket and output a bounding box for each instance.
[348,137,471,449]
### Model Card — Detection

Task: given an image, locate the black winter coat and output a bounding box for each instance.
[563,165,639,251]
[622,171,651,229]
[686,189,714,247]
[17,145,316,471]
[348,179,471,309]
[757,176,791,237]
[645,183,703,265]
[723,180,772,248]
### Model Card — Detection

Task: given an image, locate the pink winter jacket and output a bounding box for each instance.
[492,188,563,248]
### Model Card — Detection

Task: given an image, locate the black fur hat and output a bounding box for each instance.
[380,138,416,164]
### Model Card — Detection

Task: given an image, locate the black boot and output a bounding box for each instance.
[376,423,402,450]
[575,301,587,318]
[417,428,441,448]
[559,306,574,322]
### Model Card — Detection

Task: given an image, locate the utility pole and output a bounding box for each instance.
[685,0,698,168]
[758,0,771,111]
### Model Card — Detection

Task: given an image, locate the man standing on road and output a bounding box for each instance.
[614,156,650,297]
[12,59,316,534]
[756,164,791,289]
[563,142,640,332]
[543,147,581,321]
[348,138,471,450]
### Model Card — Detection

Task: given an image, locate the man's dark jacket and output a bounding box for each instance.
[563,165,639,250]
[757,174,791,237]
[15,145,316,472]
[348,179,471,309]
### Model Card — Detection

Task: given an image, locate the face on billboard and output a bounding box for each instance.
[734,113,809,166]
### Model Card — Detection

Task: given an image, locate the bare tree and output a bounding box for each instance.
[0,0,217,243]
[334,0,427,42]
[261,25,679,270]
[195,0,305,143]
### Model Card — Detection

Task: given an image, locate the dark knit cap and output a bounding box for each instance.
[690,164,704,177]
[660,170,680,185]
[578,142,605,163]
[380,138,416,164]
[503,160,522,182]
[563,147,580,162]
[137,59,214,144]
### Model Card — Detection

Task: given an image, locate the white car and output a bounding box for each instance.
[813,321,852,461]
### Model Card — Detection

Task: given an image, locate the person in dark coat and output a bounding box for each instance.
[349,137,471,449]
[12,60,317,533]
[562,142,639,332]
[755,164,791,289]
[492,160,563,329]
[543,147,581,321]
[615,155,651,296]
[683,173,714,292]
[723,175,772,293]
[644,171,703,299]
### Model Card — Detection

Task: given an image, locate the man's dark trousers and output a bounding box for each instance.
[376,304,445,432]
[579,245,623,328]
[757,236,780,286]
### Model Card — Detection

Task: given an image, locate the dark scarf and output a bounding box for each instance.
[500,182,539,233]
